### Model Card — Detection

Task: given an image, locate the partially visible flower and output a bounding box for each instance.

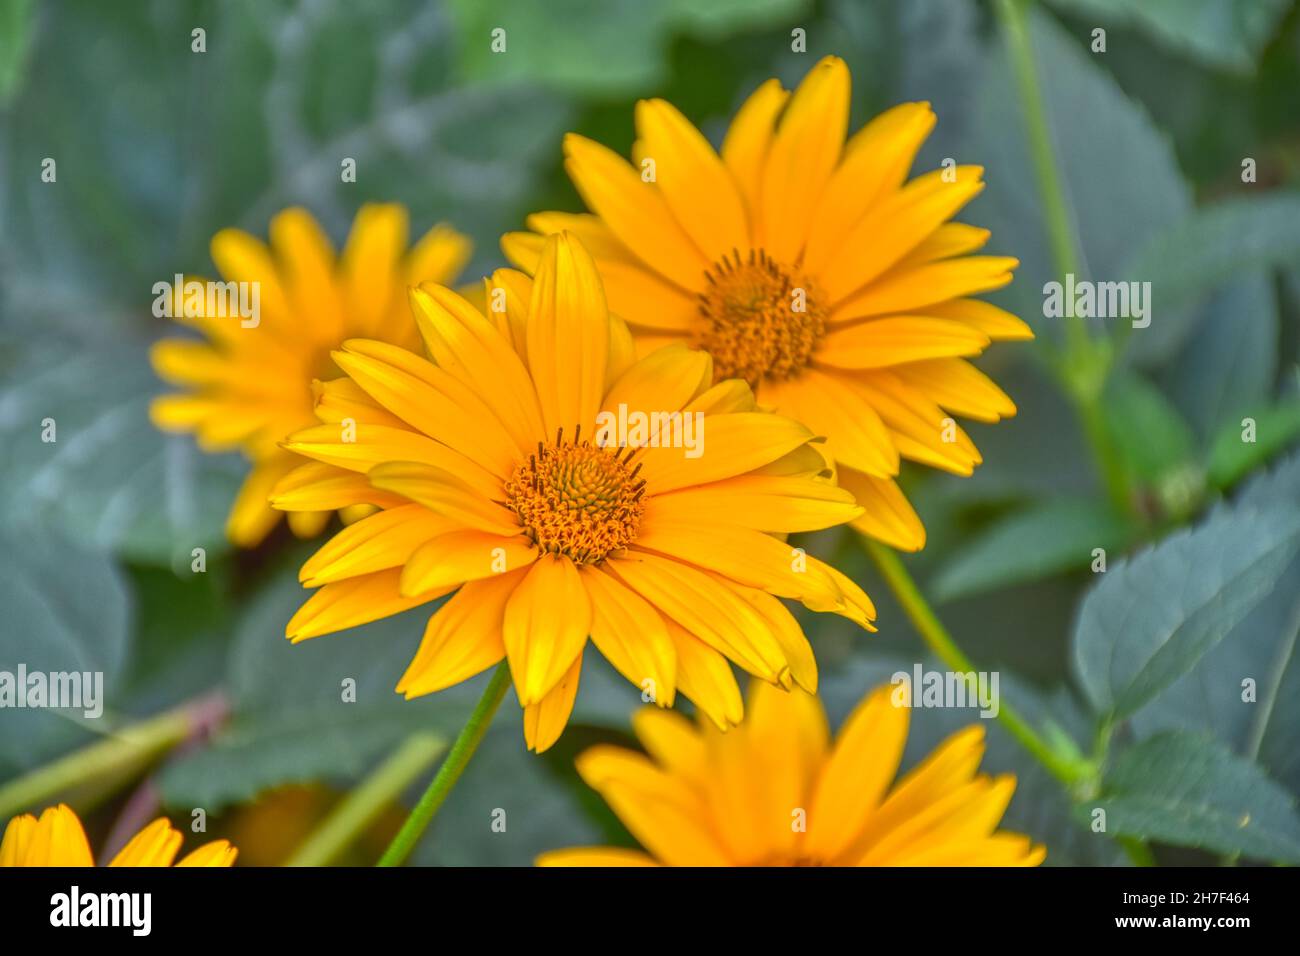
[505,56,1032,552]
[272,232,875,752]
[538,681,1045,866]
[151,204,471,547]
[1,804,237,867]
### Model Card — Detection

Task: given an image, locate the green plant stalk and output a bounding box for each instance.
[376,663,512,867]
[993,0,1133,519]
[0,703,195,821]
[286,732,445,867]
[863,539,1088,786]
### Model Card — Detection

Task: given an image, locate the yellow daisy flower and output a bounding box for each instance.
[1,804,237,867]
[272,232,876,752]
[504,56,1033,552]
[539,681,1045,866]
[150,204,472,547]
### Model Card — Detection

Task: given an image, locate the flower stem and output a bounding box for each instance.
[287,732,445,867]
[0,691,226,822]
[863,539,1089,787]
[376,663,512,867]
[993,0,1133,519]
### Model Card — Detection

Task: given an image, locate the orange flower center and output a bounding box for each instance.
[504,429,646,564]
[696,249,826,387]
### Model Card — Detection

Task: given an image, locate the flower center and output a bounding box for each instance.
[504,429,646,564]
[695,249,826,387]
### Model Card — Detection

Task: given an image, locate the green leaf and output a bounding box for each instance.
[1206,398,1300,489]
[0,0,36,104]
[0,531,131,775]
[446,0,809,96]
[1103,372,1197,484]
[1131,453,1300,792]
[931,497,1131,602]
[1073,506,1300,718]
[1047,0,1291,73]
[1126,195,1300,361]
[963,6,1191,341]
[0,341,244,566]
[1096,731,1300,862]
[1161,272,1278,442]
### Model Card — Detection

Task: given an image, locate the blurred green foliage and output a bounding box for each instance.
[1,0,1299,866]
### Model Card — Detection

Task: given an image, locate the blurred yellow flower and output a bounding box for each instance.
[539,681,1045,867]
[150,204,471,547]
[505,56,1032,552]
[273,232,875,752]
[1,803,237,867]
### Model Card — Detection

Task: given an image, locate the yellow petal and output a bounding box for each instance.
[892,358,1017,423]
[523,652,583,753]
[803,101,936,273]
[174,841,238,867]
[837,468,926,552]
[286,568,446,642]
[401,529,537,596]
[108,819,182,867]
[582,565,676,707]
[635,412,814,493]
[366,460,516,535]
[815,317,990,369]
[563,132,710,290]
[646,473,860,534]
[759,56,850,264]
[720,78,788,243]
[527,232,609,437]
[833,256,1018,319]
[536,847,660,867]
[821,166,985,302]
[502,554,591,705]
[634,98,748,261]
[340,203,409,340]
[761,371,899,478]
[299,503,453,587]
[805,684,910,861]
[397,571,523,698]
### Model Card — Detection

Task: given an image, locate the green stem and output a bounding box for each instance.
[376,663,512,867]
[286,732,445,867]
[994,0,1134,519]
[863,539,1088,787]
[0,693,224,821]
[1119,837,1157,867]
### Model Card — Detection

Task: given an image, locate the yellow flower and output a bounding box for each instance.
[1,804,237,867]
[539,681,1045,866]
[273,232,875,752]
[150,204,472,547]
[504,56,1033,552]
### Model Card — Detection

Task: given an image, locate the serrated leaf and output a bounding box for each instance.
[932,498,1131,602]
[1132,452,1300,792]
[1073,506,1300,718]
[1048,0,1291,73]
[1097,731,1300,862]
